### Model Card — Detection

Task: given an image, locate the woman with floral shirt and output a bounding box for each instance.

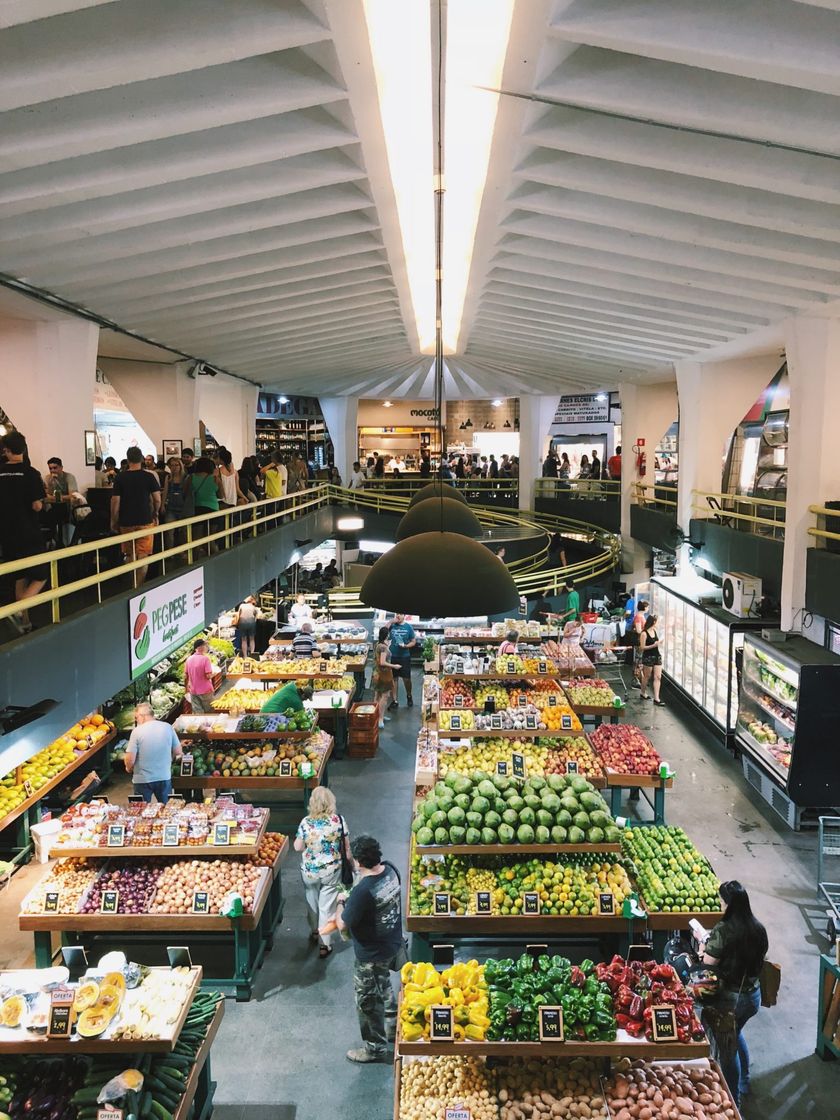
[294,786,351,957]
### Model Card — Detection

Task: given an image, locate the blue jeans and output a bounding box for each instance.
[706,987,760,1106]
[134,780,172,803]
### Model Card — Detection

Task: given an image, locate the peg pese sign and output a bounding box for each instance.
[129,568,206,679]
[553,394,612,424]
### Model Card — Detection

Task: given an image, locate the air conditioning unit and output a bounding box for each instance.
[722,572,762,618]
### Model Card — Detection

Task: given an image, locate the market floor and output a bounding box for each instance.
[1,684,835,1118]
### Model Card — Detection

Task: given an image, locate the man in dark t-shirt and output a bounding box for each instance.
[337,834,403,1063]
[110,446,161,585]
[0,431,48,632]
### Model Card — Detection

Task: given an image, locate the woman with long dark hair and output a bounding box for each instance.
[639,614,664,705]
[701,880,768,1106]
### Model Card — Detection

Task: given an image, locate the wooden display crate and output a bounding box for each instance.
[49,807,270,859]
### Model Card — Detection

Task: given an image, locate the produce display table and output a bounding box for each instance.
[0,731,117,865]
[172,998,224,1120]
[395,1025,710,1059]
[567,703,624,726]
[20,840,288,1001]
[436,725,582,740]
[0,965,203,1054]
[174,717,319,741]
[310,690,354,758]
[50,806,270,858]
[604,770,673,825]
[817,952,840,1060]
[172,736,334,811]
[415,841,620,857]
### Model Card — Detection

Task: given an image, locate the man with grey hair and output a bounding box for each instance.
[124,702,182,803]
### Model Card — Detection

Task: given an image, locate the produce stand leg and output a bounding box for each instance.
[320,759,330,788]
[654,784,666,825]
[193,1047,217,1120]
[409,932,433,963]
[303,780,311,812]
[333,711,348,758]
[353,669,366,699]
[33,930,53,968]
[261,874,284,951]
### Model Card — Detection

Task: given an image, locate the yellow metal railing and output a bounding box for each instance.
[808,504,840,545]
[692,490,786,540]
[0,485,330,628]
[633,481,678,511]
[534,477,620,500]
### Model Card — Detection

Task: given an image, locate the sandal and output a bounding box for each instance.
[319,944,333,958]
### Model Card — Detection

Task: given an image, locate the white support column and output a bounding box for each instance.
[517,393,562,511]
[101,358,199,458]
[197,374,259,465]
[618,380,679,584]
[0,317,99,487]
[782,316,840,632]
[675,354,784,552]
[319,396,359,485]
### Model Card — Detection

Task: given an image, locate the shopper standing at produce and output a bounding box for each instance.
[291,622,319,657]
[124,702,182,803]
[639,615,665,705]
[372,625,399,725]
[110,445,161,586]
[0,431,48,633]
[234,595,259,657]
[388,613,416,708]
[184,639,215,713]
[559,581,580,622]
[698,881,768,1107]
[260,680,313,713]
[294,785,351,958]
[336,834,404,1063]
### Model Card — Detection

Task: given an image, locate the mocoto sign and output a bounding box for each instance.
[409,408,440,419]
[129,569,206,679]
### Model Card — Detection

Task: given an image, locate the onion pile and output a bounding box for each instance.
[81,863,161,913]
[149,858,262,914]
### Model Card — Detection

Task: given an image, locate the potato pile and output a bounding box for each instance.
[21,858,99,914]
[400,1056,497,1120]
[606,1062,739,1120]
[497,1058,608,1120]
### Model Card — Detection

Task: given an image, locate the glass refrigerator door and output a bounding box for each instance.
[738,636,797,780]
[683,605,698,698]
[666,595,684,683]
[706,619,728,726]
[690,606,706,703]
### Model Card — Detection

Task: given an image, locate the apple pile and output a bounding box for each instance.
[589,724,662,777]
[544,737,604,779]
[439,679,476,708]
[564,678,619,709]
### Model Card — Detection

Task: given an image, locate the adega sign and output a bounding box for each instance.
[128,569,206,680]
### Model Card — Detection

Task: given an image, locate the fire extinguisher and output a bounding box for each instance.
[633,440,646,477]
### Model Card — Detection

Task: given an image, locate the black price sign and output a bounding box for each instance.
[47,989,75,1038]
[598,891,615,915]
[430,1005,454,1040]
[517,693,528,708]
[496,760,508,777]
[453,694,464,708]
[449,714,462,731]
[433,892,451,915]
[490,714,502,730]
[483,697,496,714]
[475,890,492,914]
[44,890,61,913]
[512,752,525,780]
[192,890,210,914]
[566,760,578,774]
[538,660,548,675]
[162,823,180,847]
[212,823,231,846]
[538,1005,565,1042]
[180,755,194,777]
[651,1004,678,1042]
[522,891,540,914]
[548,694,558,708]
[23,779,33,798]
[279,759,293,777]
[525,714,538,730]
[106,824,125,847]
[320,661,328,673]
[506,660,516,674]
[128,794,145,803]
[561,714,573,730]
[100,889,119,914]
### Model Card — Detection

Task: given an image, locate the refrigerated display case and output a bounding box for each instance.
[648,576,770,742]
[736,633,840,826]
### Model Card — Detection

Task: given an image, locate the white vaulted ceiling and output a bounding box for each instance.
[2,0,840,397]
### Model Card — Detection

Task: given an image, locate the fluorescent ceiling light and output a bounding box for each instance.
[337,516,365,532]
[595,393,607,402]
[364,0,436,353]
[383,400,393,407]
[443,0,514,353]
[278,396,289,404]
[492,399,502,407]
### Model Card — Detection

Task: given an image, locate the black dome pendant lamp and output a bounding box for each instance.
[396,496,481,540]
[360,6,518,619]
[408,480,467,507]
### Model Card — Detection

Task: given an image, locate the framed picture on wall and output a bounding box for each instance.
[162,439,182,459]
[84,430,96,467]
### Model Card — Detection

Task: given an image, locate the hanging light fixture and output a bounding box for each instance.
[361,2,519,619]
[396,496,481,540]
[409,480,467,507]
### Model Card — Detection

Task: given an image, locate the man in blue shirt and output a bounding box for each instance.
[124,703,182,803]
[388,613,416,708]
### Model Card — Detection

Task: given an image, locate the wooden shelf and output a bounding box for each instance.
[436,727,583,739]
[395,1028,710,1059]
[569,703,625,716]
[177,717,318,741]
[228,670,350,681]
[50,808,270,859]
[0,967,203,1054]
[174,999,224,1120]
[405,912,632,934]
[0,731,116,834]
[171,741,332,792]
[414,841,620,856]
[440,672,563,681]
[603,770,673,789]
[20,865,274,933]
[644,906,723,931]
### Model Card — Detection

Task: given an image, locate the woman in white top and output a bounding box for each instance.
[217,448,248,507]
[288,592,314,629]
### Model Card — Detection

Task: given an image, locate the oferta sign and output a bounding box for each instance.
[129,569,206,679]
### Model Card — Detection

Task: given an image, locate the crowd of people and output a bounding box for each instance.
[541,445,621,484]
[348,450,520,486]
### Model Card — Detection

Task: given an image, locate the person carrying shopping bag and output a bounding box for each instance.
[294,786,352,958]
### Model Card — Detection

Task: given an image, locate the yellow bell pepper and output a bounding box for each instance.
[447,987,465,1007]
[403,1003,427,1026]
[417,985,445,1006]
[401,1021,425,1041]
[468,1009,490,1029]
[400,961,415,984]
[464,1023,486,1041]
[454,1005,472,1026]
[452,1024,465,1041]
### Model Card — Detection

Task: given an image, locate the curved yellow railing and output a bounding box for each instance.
[692,489,786,540]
